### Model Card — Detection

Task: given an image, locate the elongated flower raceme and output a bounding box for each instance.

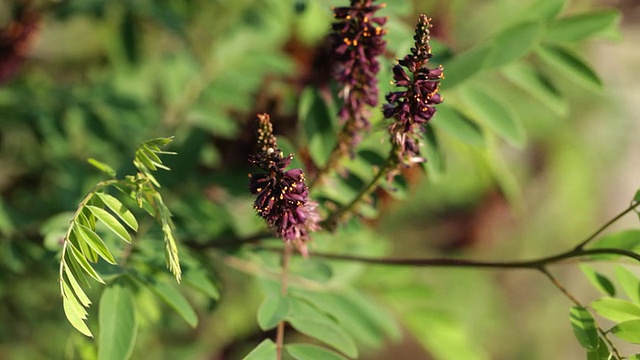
[248,114,320,256]
[331,0,387,151]
[384,14,444,166]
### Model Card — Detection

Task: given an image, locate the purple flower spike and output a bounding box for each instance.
[330,0,387,151]
[384,15,444,166]
[248,114,320,256]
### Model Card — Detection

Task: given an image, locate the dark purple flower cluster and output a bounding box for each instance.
[331,0,387,150]
[248,114,320,255]
[384,14,444,165]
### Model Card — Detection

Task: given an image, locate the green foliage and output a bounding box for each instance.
[0,0,635,359]
[569,306,599,351]
[98,283,138,360]
[58,137,180,337]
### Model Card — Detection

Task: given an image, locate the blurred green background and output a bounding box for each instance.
[0,0,639,359]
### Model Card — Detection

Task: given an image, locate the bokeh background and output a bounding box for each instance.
[0,0,639,359]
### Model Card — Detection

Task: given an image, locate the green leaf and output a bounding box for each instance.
[146,279,197,327]
[569,306,599,350]
[68,243,105,284]
[87,205,132,243]
[580,264,615,296]
[486,21,541,68]
[62,280,88,319]
[288,317,358,358]
[634,189,640,203]
[63,296,93,337]
[74,223,117,265]
[98,284,137,360]
[442,44,492,89]
[523,0,565,22]
[243,339,277,360]
[142,137,174,148]
[95,193,139,231]
[182,269,220,300]
[589,229,640,256]
[545,9,621,43]
[535,44,602,91]
[299,87,337,167]
[257,294,290,331]
[501,63,568,117]
[423,126,445,180]
[586,337,610,360]
[63,264,91,307]
[629,355,640,360]
[591,298,640,323]
[292,290,398,347]
[88,158,117,177]
[286,344,349,360]
[615,265,640,304]
[432,105,484,145]
[611,319,640,344]
[458,84,526,147]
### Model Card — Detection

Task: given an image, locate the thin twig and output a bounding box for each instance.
[574,202,640,250]
[539,268,623,360]
[321,155,395,229]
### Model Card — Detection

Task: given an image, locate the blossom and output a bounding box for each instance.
[248,114,320,255]
[384,14,444,166]
[330,0,387,150]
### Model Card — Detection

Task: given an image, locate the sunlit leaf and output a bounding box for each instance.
[63,265,91,308]
[286,344,349,360]
[95,193,139,231]
[68,243,105,284]
[74,223,117,265]
[87,158,117,177]
[98,284,137,360]
[569,306,599,350]
[580,264,615,296]
[63,296,93,337]
[243,339,277,360]
[87,205,132,243]
[589,230,640,257]
[615,265,640,304]
[591,298,640,323]
[611,319,640,344]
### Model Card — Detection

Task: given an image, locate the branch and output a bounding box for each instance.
[574,201,640,250]
[254,246,640,270]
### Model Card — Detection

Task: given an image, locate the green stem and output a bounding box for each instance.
[574,202,640,250]
[275,242,292,360]
[322,154,395,230]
